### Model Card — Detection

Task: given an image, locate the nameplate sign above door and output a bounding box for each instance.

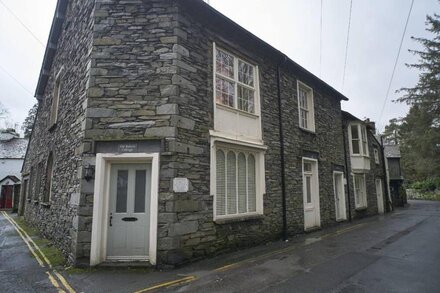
[95,140,162,154]
[118,143,138,153]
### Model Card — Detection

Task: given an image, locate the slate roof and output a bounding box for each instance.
[0,137,28,159]
[0,175,20,184]
[384,145,401,158]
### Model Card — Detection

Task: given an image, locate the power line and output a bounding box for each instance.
[378,0,415,129]
[319,0,323,78]
[0,0,45,47]
[0,64,34,96]
[341,0,353,91]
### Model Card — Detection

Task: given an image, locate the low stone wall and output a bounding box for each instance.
[406,189,440,201]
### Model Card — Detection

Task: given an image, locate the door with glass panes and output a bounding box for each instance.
[107,163,151,260]
[303,159,320,230]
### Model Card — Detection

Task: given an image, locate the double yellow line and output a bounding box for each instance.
[1,211,76,293]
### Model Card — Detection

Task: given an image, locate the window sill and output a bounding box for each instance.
[355,206,367,211]
[32,200,39,205]
[216,103,259,119]
[40,202,51,208]
[214,213,264,224]
[299,126,316,135]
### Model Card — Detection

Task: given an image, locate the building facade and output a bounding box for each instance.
[0,129,28,210]
[342,112,388,218]
[22,0,386,267]
[384,144,406,207]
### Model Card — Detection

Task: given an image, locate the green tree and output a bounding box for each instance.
[382,118,401,145]
[392,12,440,180]
[21,103,38,138]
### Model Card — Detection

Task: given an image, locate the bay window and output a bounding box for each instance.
[350,124,369,156]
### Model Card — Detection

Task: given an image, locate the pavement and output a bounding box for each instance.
[1,200,440,293]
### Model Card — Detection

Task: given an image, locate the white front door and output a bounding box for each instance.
[376,178,384,214]
[334,172,347,221]
[303,159,320,230]
[107,163,152,261]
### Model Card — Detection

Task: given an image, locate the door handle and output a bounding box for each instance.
[109,213,113,227]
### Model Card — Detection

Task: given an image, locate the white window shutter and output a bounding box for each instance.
[247,154,256,212]
[237,153,247,213]
[216,150,226,216]
[227,151,237,214]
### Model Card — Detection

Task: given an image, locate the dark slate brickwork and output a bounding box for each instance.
[23,0,386,267]
[22,0,95,263]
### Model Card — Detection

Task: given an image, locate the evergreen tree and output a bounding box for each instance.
[391,12,440,180]
[21,103,38,138]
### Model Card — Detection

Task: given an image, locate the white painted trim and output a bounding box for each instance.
[210,139,265,222]
[209,130,267,149]
[90,153,159,266]
[297,81,315,133]
[302,157,320,229]
[333,171,347,221]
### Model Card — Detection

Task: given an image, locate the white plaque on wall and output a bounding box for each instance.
[173,178,189,193]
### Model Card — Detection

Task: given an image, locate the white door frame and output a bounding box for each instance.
[302,157,320,230]
[90,153,159,266]
[333,171,347,221]
[376,178,384,214]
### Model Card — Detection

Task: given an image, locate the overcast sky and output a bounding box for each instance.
[0,0,438,133]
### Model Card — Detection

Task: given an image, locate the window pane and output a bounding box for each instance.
[227,152,237,214]
[116,170,128,213]
[216,49,234,78]
[300,109,308,129]
[237,86,255,113]
[299,89,308,109]
[361,127,367,140]
[238,60,254,86]
[238,153,247,213]
[216,78,234,107]
[304,162,312,172]
[134,170,146,213]
[362,142,368,155]
[216,150,226,216]
[306,176,312,203]
[247,154,256,212]
[352,140,360,154]
[351,125,359,139]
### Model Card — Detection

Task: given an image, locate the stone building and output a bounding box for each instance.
[342,111,388,218]
[22,0,386,267]
[0,129,28,210]
[384,144,406,207]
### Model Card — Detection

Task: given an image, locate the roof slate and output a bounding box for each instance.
[0,138,28,159]
[384,145,401,158]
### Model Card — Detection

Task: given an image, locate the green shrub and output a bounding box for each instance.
[410,178,440,192]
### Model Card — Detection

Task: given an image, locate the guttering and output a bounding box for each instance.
[342,120,352,222]
[277,56,288,241]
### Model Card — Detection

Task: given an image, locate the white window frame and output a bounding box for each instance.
[353,173,367,209]
[210,139,265,221]
[49,67,63,128]
[297,81,315,133]
[373,148,380,164]
[213,44,259,115]
[348,123,369,157]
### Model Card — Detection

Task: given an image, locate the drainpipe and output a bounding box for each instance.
[342,121,352,222]
[380,136,393,212]
[277,57,288,241]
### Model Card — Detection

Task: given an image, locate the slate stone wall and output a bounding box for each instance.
[22,0,95,263]
[157,2,347,265]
